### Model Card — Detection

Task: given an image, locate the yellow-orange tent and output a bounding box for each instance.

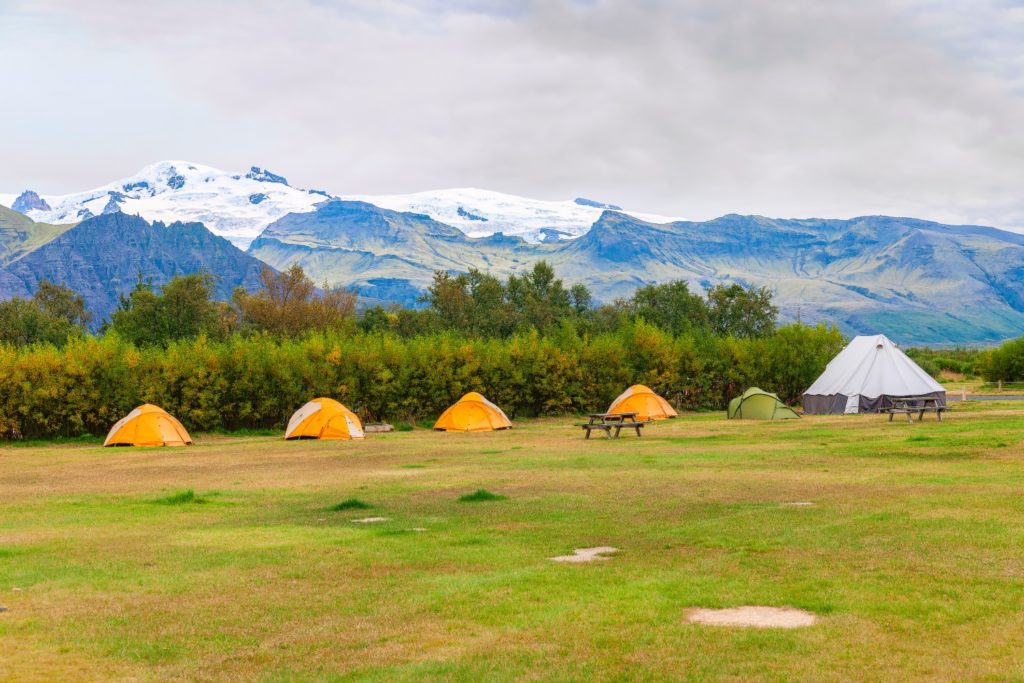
[433,392,511,432]
[607,384,677,420]
[103,404,193,447]
[285,398,364,440]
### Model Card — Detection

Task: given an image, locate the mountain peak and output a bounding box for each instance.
[0,211,267,327]
[11,190,51,214]
[245,166,289,185]
[342,187,680,243]
[3,161,326,249]
[574,197,622,210]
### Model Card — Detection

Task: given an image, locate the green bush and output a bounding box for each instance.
[984,337,1024,382]
[328,498,372,511]
[905,346,987,379]
[458,489,507,503]
[0,323,843,439]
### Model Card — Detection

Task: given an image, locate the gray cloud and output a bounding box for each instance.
[1,0,1022,231]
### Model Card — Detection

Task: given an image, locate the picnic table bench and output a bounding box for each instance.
[575,412,650,439]
[884,396,949,422]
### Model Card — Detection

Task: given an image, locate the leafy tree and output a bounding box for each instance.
[425,262,586,337]
[424,269,514,337]
[34,280,91,329]
[568,283,593,314]
[424,271,472,332]
[753,323,846,402]
[0,281,91,347]
[506,261,574,334]
[110,273,224,347]
[628,281,708,335]
[984,337,1024,382]
[233,265,357,337]
[706,283,778,338]
[358,305,394,334]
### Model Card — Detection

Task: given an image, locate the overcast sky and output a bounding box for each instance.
[2,0,1022,230]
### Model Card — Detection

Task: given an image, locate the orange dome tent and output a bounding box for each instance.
[285,398,364,440]
[103,404,193,447]
[607,385,677,420]
[433,392,512,432]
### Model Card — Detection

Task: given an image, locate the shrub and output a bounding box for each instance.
[328,498,373,511]
[458,489,507,503]
[0,324,845,439]
[152,489,205,505]
[984,337,1024,382]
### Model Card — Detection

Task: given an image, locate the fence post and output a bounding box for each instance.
[961,386,967,402]
[999,380,1003,391]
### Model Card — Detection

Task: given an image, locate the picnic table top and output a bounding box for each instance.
[890,396,944,406]
[588,412,639,419]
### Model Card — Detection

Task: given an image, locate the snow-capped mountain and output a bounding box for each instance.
[341,187,680,243]
[1,161,681,248]
[0,161,330,249]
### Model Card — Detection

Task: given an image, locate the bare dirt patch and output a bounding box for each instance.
[548,547,620,563]
[684,606,817,628]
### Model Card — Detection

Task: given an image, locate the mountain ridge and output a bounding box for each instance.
[3,160,1023,344]
[0,211,268,327]
[249,202,1024,344]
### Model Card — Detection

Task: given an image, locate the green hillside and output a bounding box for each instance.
[0,205,74,265]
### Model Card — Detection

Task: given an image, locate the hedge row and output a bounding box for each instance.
[0,322,844,438]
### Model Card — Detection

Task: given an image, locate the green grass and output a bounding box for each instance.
[457,489,508,502]
[151,489,206,505]
[2,433,102,448]
[2,406,1024,680]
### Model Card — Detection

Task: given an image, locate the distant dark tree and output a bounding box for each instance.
[394,307,439,337]
[628,281,708,335]
[568,283,594,314]
[233,265,357,337]
[110,273,223,346]
[424,263,599,337]
[0,281,91,347]
[358,305,393,334]
[706,283,778,338]
[425,269,515,337]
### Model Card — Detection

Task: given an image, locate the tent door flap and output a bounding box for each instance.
[844,395,860,414]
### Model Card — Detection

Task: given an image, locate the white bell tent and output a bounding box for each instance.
[802,334,945,414]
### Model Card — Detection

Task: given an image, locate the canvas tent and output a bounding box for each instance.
[802,334,946,414]
[104,404,193,447]
[434,392,512,432]
[607,384,677,421]
[728,388,800,420]
[285,398,365,440]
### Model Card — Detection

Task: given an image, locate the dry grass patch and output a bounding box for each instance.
[684,606,818,628]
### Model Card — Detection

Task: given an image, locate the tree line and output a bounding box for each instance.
[0,261,778,348]
[0,261,855,438]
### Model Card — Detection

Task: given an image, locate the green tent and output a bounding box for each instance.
[727,387,800,420]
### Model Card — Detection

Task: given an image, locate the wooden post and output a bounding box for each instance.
[961,386,967,402]
[999,380,1003,391]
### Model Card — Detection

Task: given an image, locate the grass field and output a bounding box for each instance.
[3,402,1024,681]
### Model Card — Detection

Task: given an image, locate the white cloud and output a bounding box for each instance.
[1,0,1022,231]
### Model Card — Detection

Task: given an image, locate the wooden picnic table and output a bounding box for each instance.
[576,412,650,439]
[884,396,948,422]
